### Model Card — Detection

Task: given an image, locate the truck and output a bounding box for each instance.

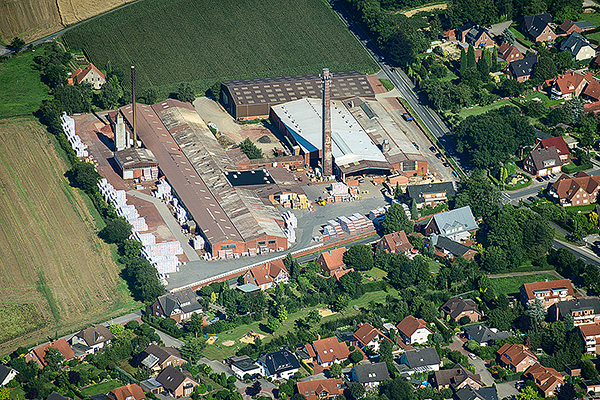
[402,112,413,121]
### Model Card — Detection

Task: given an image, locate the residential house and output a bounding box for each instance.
[498,42,524,62]
[465,26,494,48]
[585,380,600,396]
[398,347,441,376]
[406,182,456,209]
[534,136,571,162]
[378,230,414,255]
[508,54,539,82]
[0,365,18,387]
[430,235,477,261]
[25,338,75,368]
[548,172,600,206]
[296,379,344,400]
[397,315,433,345]
[242,259,289,290]
[520,279,575,308]
[351,362,390,390]
[456,22,477,42]
[331,268,354,282]
[433,364,482,390]
[559,32,596,61]
[524,363,564,397]
[583,78,600,102]
[550,297,600,326]
[575,20,596,31]
[579,323,600,354]
[258,349,300,380]
[353,323,386,352]
[151,289,202,323]
[455,386,499,400]
[108,384,146,400]
[228,355,264,379]
[558,20,581,35]
[68,63,107,90]
[522,147,563,177]
[463,324,511,346]
[441,297,482,323]
[70,325,113,354]
[547,70,593,99]
[135,344,186,373]
[155,366,198,397]
[497,344,538,372]
[441,29,457,41]
[523,14,556,42]
[47,392,72,400]
[139,378,163,395]
[423,206,478,242]
[316,247,347,276]
[305,336,350,367]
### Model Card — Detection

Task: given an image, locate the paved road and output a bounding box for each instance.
[553,239,600,267]
[127,190,200,261]
[152,327,184,348]
[497,381,519,400]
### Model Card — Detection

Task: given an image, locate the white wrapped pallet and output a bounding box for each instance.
[154,180,172,199]
[134,232,156,246]
[193,235,205,250]
[128,217,148,232]
[151,255,180,274]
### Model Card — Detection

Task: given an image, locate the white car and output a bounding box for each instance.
[469,353,476,359]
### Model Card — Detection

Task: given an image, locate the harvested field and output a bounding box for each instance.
[0,118,138,354]
[0,0,136,43]
[63,0,378,98]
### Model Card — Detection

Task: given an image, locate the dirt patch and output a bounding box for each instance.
[206,336,218,345]
[222,340,235,346]
[0,118,137,354]
[318,308,336,317]
[402,2,448,17]
[239,331,266,344]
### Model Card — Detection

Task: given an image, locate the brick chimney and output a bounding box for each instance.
[321,68,332,177]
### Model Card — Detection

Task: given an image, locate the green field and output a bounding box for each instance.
[63,0,378,98]
[0,48,52,118]
[81,380,124,397]
[488,273,559,296]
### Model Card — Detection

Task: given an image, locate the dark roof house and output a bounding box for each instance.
[509,54,539,81]
[151,289,202,323]
[351,362,390,388]
[406,182,455,208]
[456,386,499,400]
[523,14,556,42]
[258,349,300,379]
[398,347,441,374]
[433,364,482,390]
[441,297,482,322]
[463,324,511,345]
[431,235,477,261]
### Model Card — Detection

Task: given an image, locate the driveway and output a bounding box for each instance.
[200,357,235,375]
[497,381,519,399]
[488,21,513,37]
[153,328,184,348]
[470,357,494,386]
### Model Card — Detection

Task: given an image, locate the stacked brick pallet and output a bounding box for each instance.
[61,112,88,158]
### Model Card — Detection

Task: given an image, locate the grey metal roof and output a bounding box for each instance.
[555,297,600,316]
[559,32,592,56]
[237,283,261,293]
[402,347,440,368]
[456,386,499,400]
[258,349,299,375]
[232,356,260,372]
[431,206,477,237]
[432,235,474,257]
[407,182,455,204]
[352,362,390,384]
[463,324,511,344]
[113,148,158,170]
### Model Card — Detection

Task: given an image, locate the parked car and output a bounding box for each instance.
[412,142,419,150]
[536,177,544,182]
[429,146,436,153]
[403,113,413,121]
[469,353,476,360]
[443,162,450,167]
[542,176,550,181]
[527,196,535,202]
[435,152,442,159]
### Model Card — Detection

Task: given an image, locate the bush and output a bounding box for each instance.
[100,218,133,244]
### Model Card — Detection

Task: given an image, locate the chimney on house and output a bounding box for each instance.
[131,66,137,148]
[321,68,332,177]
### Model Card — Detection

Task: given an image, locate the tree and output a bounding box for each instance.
[524,100,546,118]
[557,383,577,400]
[97,81,121,109]
[210,291,218,304]
[350,382,365,399]
[0,388,9,400]
[109,323,125,337]
[143,87,158,104]
[9,37,25,51]
[528,298,546,327]
[455,171,501,218]
[350,349,364,364]
[290,394,308,400]
[123,257,165,303]
[382,204,414,234]
[329,363,342,378]
[44,348,64,371]
[277,304,288,322]
[266,316,280,333]
[380,376,417,400]
[532,56,558,84]
[67,162,101,194]
[334,294,349,312]
[581,359,599,379]
[343,244,374,271]
[466,45,477,71]
[555,51,573,72]
[176,83,195,103]
[478,53,490,82]
[239,138,263,159]
[501,28,516,45]
[100,218,132,244]
[500,78,525,97]
[180,336,206,363]
[379,339,394,373]
[518,386,540,400]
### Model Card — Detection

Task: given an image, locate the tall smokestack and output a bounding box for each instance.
[321,68,332,176]
[131,66,137,148]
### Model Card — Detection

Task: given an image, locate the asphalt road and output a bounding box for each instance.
[552,239,600,267]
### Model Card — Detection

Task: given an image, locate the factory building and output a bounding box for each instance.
[113,147,159,181]
[111,100,289,259]
[221,71,375,120]
[270,97,394,179]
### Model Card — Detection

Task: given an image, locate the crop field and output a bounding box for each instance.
[63,0,378,98]
[0,118,139,354]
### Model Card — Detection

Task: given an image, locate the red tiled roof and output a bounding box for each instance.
[109,384,146,400]
[310,336,350,364]
[539,136,570,157]
[580,323,600,338]
[332,268,354,282]
[498,42,523,61]
[497,344,538,368]
[318,247,347,273]
[584,101,600,113]
[26,339,75,367]
[558,20,577,34]
[353,323,384,347]
[246,259,288,286]
[525,363,564,394]
[549,70,592,95]
[583,78,600,101]
[296,379,344,400]
[70,63,107,84]
[521,278,574,301]
[397,315,430,338]
[550,172,600,202]
[380,230,413,254]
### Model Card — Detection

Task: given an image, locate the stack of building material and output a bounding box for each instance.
[98,179,148,232]
[143,241,183,257]
[134,232,156,246]
[172,198,187,225]
[147,255,180,275]
[193,235,205,250]
[61,112,88,158]
[154,180,173,201]
[351,212,375,232]
[282,211,297,229]
[338,216,356,235]
[126,216,149,232]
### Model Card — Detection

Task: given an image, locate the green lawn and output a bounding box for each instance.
[63,0,378,98]
[201,289,397,360]
[509,27,534,48]
[81,381,124,397]
[488,273,559,296]
[0,48,52,118]
[581,13,600,29]
[457,99,514,118]
[364,267,388,280]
